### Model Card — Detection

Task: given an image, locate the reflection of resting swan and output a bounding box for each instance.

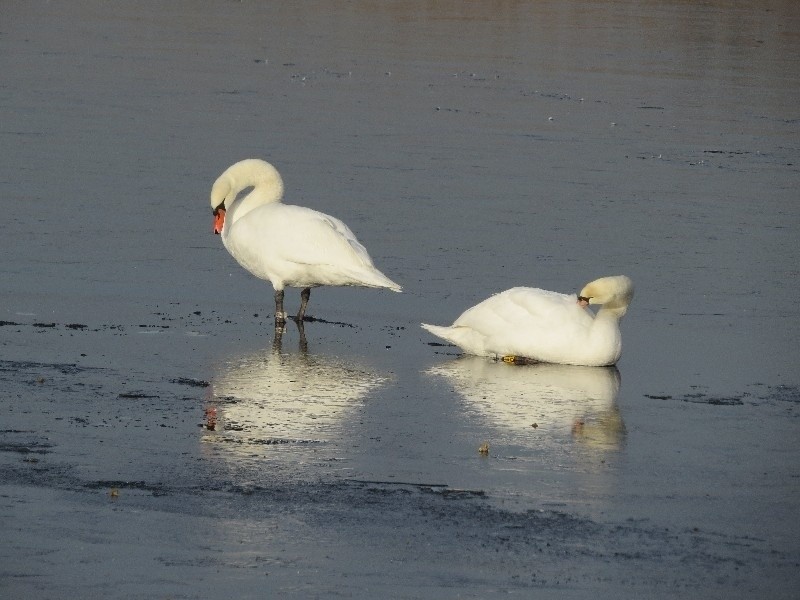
[206,327,389,452]
[424,357,625,450]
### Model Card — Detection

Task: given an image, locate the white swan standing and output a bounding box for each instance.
[210,159,401,322]
[421,276,634,367]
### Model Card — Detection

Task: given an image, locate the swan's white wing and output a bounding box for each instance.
[226,203,400,290]
[452,287,579,328]
[453,287,595,359]
[263,205,374,267]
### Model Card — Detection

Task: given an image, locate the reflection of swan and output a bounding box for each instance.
[421,275,633,366]
[210,158,401,323]
[424,357,625,450]
[204,324,390,456]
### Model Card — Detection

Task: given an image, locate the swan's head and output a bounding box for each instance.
[210,159,284,233]
[578,276,634,312]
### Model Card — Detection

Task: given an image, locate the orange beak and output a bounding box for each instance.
[213,208,226,235]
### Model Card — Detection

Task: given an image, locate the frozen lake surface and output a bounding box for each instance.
[1,2,799,598]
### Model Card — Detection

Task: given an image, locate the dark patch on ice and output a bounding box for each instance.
[0,441,53,454]
[170,377,210,388]
[219,436,322,446]
[297,315,357,328]
[648,392,745,406]
[698,396,744,406]
[85,480,169,496]
[118,391,160,399]
[207,395,238,405]
[0,360,88,376]
[349,479,449,489]
[431,488,487,499]
[764,384,800,404]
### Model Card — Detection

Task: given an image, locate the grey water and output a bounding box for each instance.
[1,2,799,598]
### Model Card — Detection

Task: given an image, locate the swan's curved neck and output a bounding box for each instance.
[226,185,278,226]
[587,308,624,365]
[596,304,628,321]
[588,306,626,349]
[211,161,284,227]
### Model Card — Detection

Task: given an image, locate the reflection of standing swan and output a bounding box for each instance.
[422,276,633,366]
[209,159,401,323]
[206,332,389,454]
[425,357,625,450]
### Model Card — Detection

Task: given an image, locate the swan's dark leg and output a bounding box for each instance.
[297,287,311,322]
[274,289,286,323]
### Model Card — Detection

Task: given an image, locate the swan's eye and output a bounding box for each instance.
[578,296,590,303]
[213,204,224,216]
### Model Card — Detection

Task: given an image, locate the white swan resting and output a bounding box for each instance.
[210,159,401,321]
[421,276,634,367]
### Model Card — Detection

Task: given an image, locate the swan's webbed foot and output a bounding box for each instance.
[501,355,538,366]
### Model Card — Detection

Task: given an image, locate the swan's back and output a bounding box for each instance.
[459,288,594,358]
[225,202,401,290]
[455,288,583,329]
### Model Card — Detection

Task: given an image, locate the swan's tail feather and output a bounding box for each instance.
[421,323,487,356]
[384,278,403,293]
[371,272,402,292]
[421,323,452,339]
[343,268,401,292]
[362,264,402,292]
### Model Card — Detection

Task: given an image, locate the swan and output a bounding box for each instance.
[421,275,634,366]
[210,159,401,322]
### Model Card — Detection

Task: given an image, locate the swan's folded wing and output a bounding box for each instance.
[452,287,572,327]
[270,205,376,268]
[453,287,594,358]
